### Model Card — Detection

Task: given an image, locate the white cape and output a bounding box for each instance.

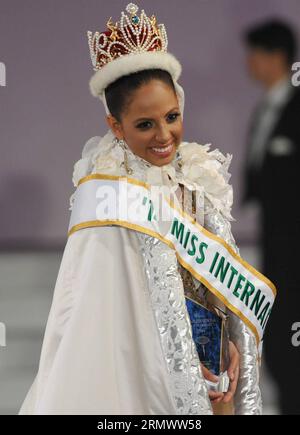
[19,225,185,414]
[19,132,262,415]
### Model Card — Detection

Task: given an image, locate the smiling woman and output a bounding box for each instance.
[105,70,183,166]
[19,2,267,416]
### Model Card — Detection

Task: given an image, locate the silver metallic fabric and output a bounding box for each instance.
[137,232,213,415]
[203,197,263,415]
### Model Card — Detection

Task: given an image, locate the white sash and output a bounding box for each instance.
[68,174,277,349]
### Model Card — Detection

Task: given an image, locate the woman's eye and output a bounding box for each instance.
[137,121,152,130]
[167,113,180,122]
[136,113,180,130]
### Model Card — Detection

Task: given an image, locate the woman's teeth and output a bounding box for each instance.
[151,144,173,154]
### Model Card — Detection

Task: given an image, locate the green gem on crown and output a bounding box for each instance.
[131,15,139,25]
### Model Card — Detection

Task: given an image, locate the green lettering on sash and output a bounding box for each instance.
[183,230,191,249]
[258,302,270,326]
[187,234,198,256]
[233,273,246,297]
[196,242,208,264]
[171,218,185,244]
[227,265,238,289]
[142,196,157,222]
[209,252,219,273]
[250,289,265,316]
[147,199,157,222]
[214,256,230,283]
[262,307,272,330]
[240,280,255,306]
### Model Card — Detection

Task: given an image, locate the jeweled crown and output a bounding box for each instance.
[87,3,168,72]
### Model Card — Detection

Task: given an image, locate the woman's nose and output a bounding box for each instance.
[155,125,173,144]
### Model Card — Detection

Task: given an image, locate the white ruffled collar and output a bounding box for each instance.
[70,129,234,221]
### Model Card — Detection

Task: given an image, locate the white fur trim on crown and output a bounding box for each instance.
[89,50,182,98]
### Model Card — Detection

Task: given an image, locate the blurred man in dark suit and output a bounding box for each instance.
[243,20,300,415]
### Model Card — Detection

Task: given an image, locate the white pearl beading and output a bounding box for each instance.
[87,3,168,71]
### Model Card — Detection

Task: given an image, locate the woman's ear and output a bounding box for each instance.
[106,115,123,140]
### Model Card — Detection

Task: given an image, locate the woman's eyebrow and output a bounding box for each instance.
[134,106,179,123]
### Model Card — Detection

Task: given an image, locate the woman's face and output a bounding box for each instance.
[106,79,183,166]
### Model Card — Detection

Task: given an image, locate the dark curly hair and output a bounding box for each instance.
[104,68,176,122]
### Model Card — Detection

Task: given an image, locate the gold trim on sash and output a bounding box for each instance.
[68,173,277,346]
[73,173,276,297]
